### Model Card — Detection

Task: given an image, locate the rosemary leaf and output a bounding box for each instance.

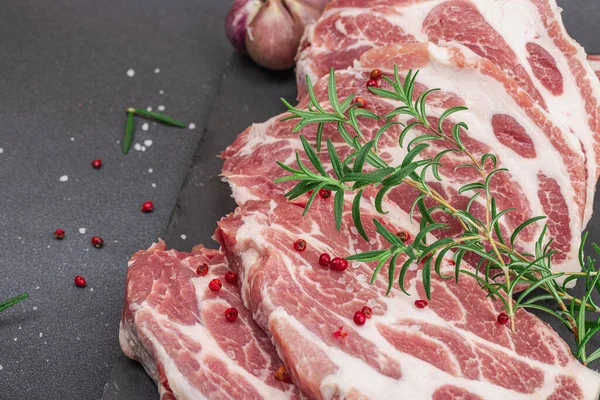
[0,293,29,313]
[122,110,135,154]
[132,108,186,128]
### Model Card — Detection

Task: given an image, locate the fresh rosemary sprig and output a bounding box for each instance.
[277,67,600,364]
[0,293,29,313]
[122,108,187,154]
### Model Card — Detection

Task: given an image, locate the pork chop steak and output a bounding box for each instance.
[215,199,600,399]
[223,42,586,275]
[296,0,600,224]
[119,240,302,400]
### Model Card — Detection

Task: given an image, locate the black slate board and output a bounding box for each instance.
[102,2,600,398]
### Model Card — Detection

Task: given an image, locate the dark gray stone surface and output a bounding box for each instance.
[0,1,598,400]
[0,1,231,399]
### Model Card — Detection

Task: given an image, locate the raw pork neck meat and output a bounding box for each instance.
[223,42,586,275]
[297,0,600,223]
[119,240,302,400]
[215,199,600,399]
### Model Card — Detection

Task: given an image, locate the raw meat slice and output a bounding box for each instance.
[296,0,600,224]
[214,198,600,399]
[223,42,586,274]
[119,240,303,400]
[589,55,600,79]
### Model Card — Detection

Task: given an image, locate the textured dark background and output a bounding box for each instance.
[0,1,597,400]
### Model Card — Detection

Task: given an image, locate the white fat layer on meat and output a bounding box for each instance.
[229,181,261,205]
[233,202,600,399]
[589,58,600,72]
[302,0,600,226]
[121,256,295,400]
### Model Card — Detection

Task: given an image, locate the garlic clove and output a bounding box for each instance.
[284,0,323,28]
[225,0,263,54]
[245,0,302,70]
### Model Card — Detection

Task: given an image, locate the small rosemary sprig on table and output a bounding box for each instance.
[0,293,29,313]
[277,67,600,364]
[122,108,187,154]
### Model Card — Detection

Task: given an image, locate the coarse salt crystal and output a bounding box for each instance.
[142,123,149,131]
[59,175,68,182]
[369,238,377,245]
[134,143,142,151]
[157,105,165,111]
[188,123,196,130]
[357,274,367,282]
[181,234,187,240]
[79,228,86,234]
[126,68,135,77]
[144,140,152,147]
[70,137,75,141]
[220,176,227,182]
[148,168,153,173]
[154,68,160,74]
[409,262,418,271]
[0,365,3,371]
[146,106,152,112]
[159,90,164,95]
[39,332,43,338]
[33,306,38,310]
[151,183,156,188]
[141,146,146,152]
[0,148,3,154]
[14,337,17,342]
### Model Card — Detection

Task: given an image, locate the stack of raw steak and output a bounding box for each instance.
[120,0,600,399]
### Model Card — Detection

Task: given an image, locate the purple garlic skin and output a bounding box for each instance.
[225,0,262,54]
[225,0,330,70]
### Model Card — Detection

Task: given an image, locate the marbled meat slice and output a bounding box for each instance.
[214,199,600,399]
[296,0,600,224]
[119,240,303,400]
[223,42,586,275]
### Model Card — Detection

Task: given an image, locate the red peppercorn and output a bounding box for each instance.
[370,69,383,80]
[330,257,349,272]
[141,201,154,213]
[208,279,222,291]
[196,263,209,276]
[497,312,509,325]
[91,159,102,169]
[274,365,291,383]
[318,189,332,199]
[74,275,87,287]
[415,300,429,309]
[294,239,307,252]
[362,306,373,319]
[91,236,104,248]
[366,79,379,89]
[224,307,238,322]
[353,97,367,108]
[54,229,65,240]
[353,311,367,326]
[318,253,331,267]
[397,231,411,242]
[225,271,237,284]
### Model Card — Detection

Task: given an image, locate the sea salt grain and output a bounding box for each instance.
[0,148,4,154]
[159,90,164,95]
[142,122,149,131]
[70,137,75,142]
[134,143,142,151]
[188,123,196,130]
[39,333,43,338]
[148,168,153,173]
[158,105,166,111]
[151,183,156,188]
[180,234,187,240]
[126,68,135,77]
[0,365,3,371]
[59,175,68,182]
[146,106,152,112]
[154,68,160,74]
[144,140,152,147]
[141,146,147,152]
[79,228,86,234]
